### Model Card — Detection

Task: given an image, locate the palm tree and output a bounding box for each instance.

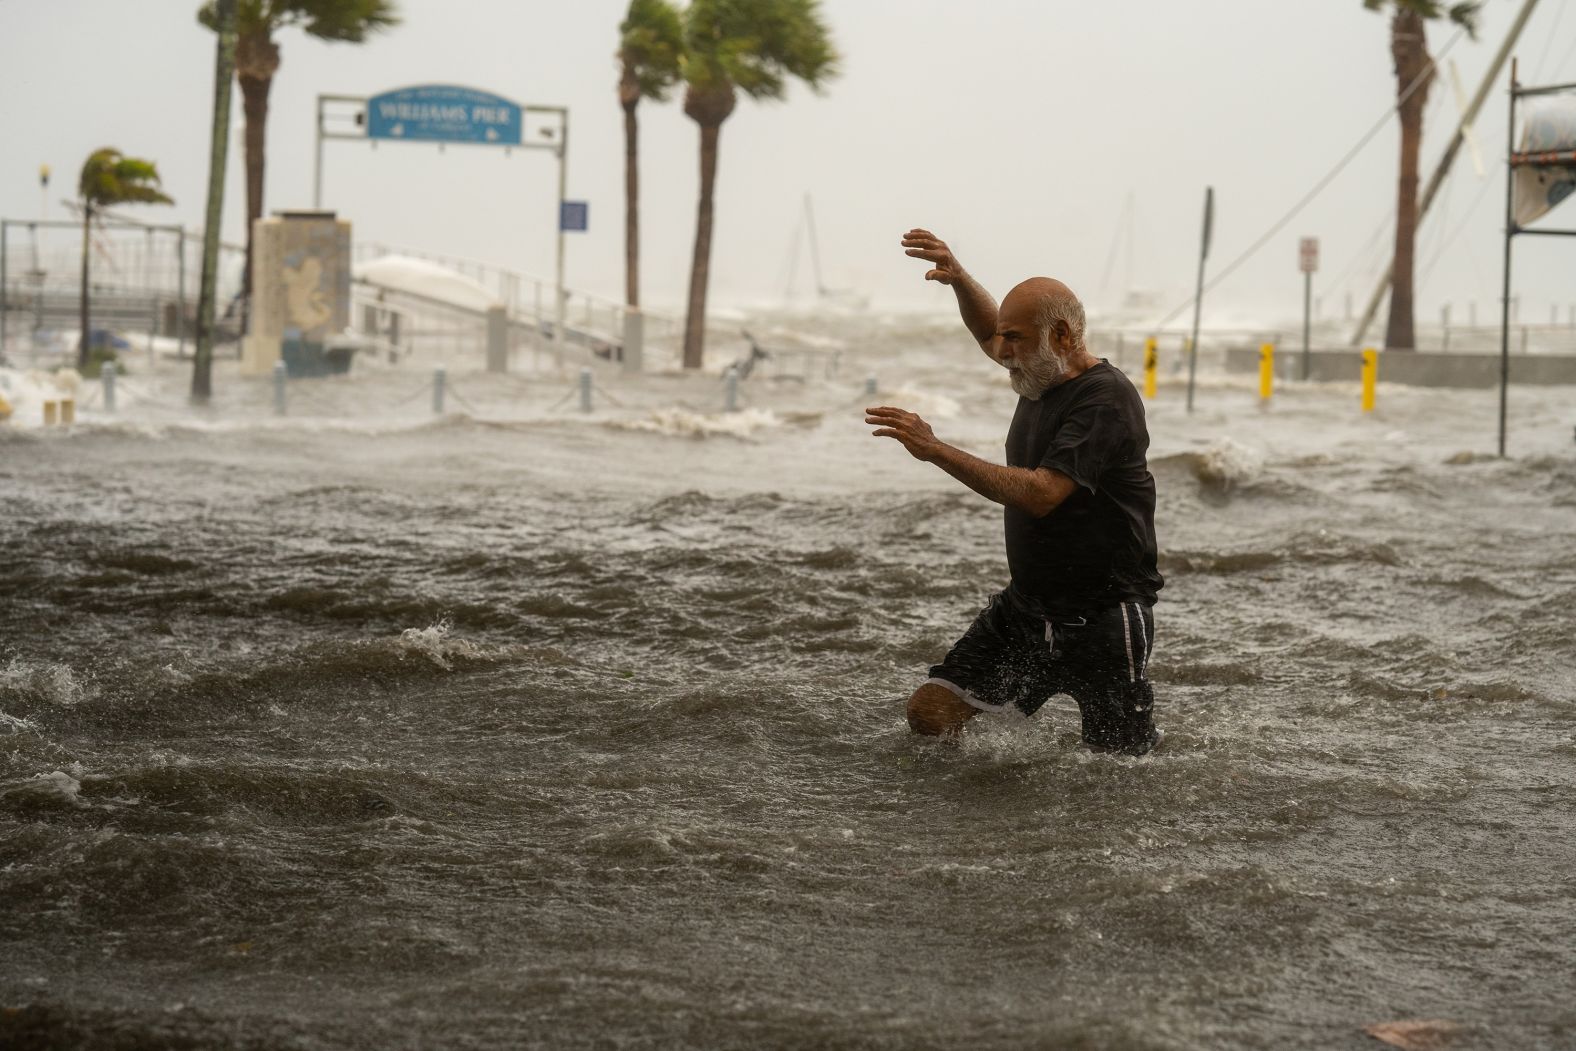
[197,0,398,319]
[77,149,173,371]
[680,0,838,369]
[1363,0,1480,350]
[619,0,684,311]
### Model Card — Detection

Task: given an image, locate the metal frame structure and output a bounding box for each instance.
[311,91,571,354]
[1,217,187,360]
[1499,60,1576,456]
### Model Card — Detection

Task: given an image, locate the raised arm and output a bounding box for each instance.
[901,229,1000,361]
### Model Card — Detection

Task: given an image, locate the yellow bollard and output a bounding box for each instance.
[60,399,76,426]
[0,391,12,423]
[1361,348,1378,412]
[1259,343,1275,402]
[1143,337,1158,398]
[43,400,58,426]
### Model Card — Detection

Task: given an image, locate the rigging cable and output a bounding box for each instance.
[1148,25,1469,330]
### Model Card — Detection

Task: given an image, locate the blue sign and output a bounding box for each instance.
[560,201,589,232]
[367,85,522,146]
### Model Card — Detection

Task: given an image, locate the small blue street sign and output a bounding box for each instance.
[560,201,589,232]
[367,85,522,146]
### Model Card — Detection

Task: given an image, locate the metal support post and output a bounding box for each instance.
[273,360,287,415]
[578,367,592,412]
[1498,60,1517,458]
[1301,270,1312,380]
[314,96,325,210]
[554,111,570,364]
[432,367,446,414]
[102,361,117,412]
[724,365,739,412]
[864,376,877,398]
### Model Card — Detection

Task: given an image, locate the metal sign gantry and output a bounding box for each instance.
[313,86,572,353]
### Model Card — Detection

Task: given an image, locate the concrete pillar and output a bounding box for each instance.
[486,305,508,373]
[621,309,644,374]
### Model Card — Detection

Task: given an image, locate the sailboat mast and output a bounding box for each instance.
[804,194,828,297]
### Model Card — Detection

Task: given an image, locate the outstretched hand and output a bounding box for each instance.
[901,229,965,286]
[866,405,943,462]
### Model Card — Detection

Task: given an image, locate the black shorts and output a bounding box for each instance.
[926,590,1158,751]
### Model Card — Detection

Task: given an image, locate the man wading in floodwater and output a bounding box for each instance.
[866,229,1164,754]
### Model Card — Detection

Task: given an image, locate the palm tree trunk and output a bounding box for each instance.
[624,97,640,309]
[683,120,722,369]
[193,0,238,404]
[77,203,91,370]
[1385,10,1431,351]
[236,35,276,333]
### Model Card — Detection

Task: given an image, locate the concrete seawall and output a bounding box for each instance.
[1224,347,1576,387]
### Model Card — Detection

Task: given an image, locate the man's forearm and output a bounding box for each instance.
[951,271,998,350]
[930,443,1063,517]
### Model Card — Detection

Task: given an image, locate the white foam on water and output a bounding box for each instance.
[0,710,39,734]
[612,407,783,439]
[395,621,481,671]
[1194,437,1264,490]
[0,658,89,706]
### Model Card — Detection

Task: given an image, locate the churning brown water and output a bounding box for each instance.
[3,315,1574,1049]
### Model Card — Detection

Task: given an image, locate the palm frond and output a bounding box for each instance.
[684,0,838,102]
[78,148,174,208]
[621,0,685,101]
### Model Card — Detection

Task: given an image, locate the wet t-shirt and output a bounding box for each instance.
[1004,360,1163,617]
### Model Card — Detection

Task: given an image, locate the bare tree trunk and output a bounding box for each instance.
[77,202,91,370]
[683,121,722,370]
[623,96,640,309]
[1385,9,1432,351]
[193,0,238,404]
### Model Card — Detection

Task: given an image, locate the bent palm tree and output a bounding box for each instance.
[197,0,398,318]
[1363,0,1480,350]
[680,0,838,369]
[77,149,173,371]
[619,0,684,310]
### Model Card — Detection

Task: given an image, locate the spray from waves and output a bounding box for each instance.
[395,620,482,671]
[882,387,962,419]
[0,658,90,707]
[1153,438,1264,493]
[0,767,86,809]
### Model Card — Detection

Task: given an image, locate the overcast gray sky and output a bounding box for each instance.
[2,0,1573,328]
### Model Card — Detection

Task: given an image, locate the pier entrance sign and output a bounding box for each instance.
[367,85,523,146]
[314,84,573,354]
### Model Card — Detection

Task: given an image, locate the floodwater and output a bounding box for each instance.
[3,316,1575,1050]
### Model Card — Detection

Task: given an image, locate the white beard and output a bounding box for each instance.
[1010,332,1070,399]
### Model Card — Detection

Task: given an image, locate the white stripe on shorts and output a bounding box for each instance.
[1133,602,1149,681]
[1119,602,1135,682]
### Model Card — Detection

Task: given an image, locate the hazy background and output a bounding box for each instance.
[1,0,1573,326]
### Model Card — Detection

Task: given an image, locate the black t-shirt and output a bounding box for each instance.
[1003,360,1163,617]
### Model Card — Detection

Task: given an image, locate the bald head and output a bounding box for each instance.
[999,278,1086,354]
